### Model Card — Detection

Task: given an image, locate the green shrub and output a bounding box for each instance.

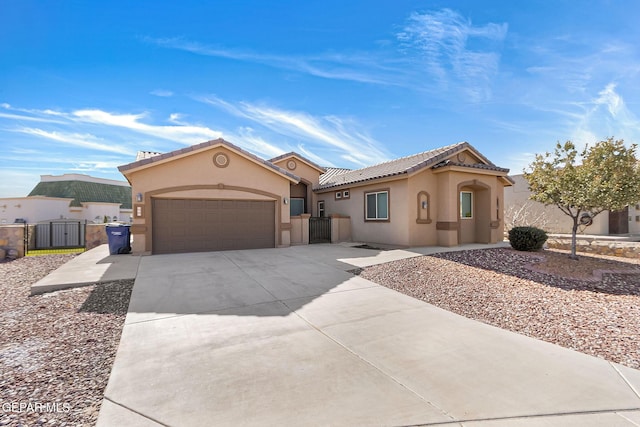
[508,226,548,251]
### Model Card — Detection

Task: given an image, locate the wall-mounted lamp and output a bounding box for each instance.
[421,201,428,209]
[284,197,289,205]
[136,193,143,202]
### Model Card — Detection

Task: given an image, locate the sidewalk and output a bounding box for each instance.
[30,244,141,295]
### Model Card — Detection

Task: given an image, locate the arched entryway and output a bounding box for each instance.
[457,180,491,244]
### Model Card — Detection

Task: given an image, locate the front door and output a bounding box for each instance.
[609,206,629,234]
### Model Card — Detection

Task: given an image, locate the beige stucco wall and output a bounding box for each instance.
[317,163,508,248]
[433,169,505,246]
[504,174,610,234]
[406,168,439,246]
[330,215,351,243]
[318,179,411,246]
[122,144,295,253]
[272,156,322,216]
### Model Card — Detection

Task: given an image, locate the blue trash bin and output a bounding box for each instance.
[106,224,131,255]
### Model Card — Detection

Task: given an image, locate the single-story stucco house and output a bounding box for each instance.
[0,174,132,225]
[118,139,513,255]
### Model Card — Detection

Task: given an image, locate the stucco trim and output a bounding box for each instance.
[416,191,432,224]
[142,184,284,253]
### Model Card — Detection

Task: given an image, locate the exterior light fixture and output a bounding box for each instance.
[421,201,428,209]
[284,197,289,205]
[136,193,143,202]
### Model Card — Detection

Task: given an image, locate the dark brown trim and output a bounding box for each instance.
[143,184,283,253]
[130,224,147,233]
[436,221,458,230]
[212,152,230,168]
[364,188,391,222]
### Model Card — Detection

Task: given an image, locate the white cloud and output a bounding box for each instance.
[14,128,136,155]
[565,83,640,145]
[397,9,507,101]
[71,109,223,144]
[234,127,288,159]
[150,89,174,97]
[147,37,402,86]
[595,83,623,117]
[200,96,390,167]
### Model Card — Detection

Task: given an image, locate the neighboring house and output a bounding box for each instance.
[119,138,513,255]
[0,174,132,224]
[504,174,640,235]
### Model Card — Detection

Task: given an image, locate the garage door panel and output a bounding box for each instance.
[152,199,275,254]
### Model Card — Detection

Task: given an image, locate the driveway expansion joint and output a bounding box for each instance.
[611,362,640,400]
[102,396,169,426]
[280,297,457,423]
[400,408,640,426]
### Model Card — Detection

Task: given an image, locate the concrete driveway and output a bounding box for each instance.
[98,244,640,426]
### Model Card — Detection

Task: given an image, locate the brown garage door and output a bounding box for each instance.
[152,199,275,254]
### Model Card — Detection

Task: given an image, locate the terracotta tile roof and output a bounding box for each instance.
[319,167,352,186]
[316,142,495,190]
[119,139,300,182]
[135,151,162,161]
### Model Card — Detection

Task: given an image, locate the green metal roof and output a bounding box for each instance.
[28,180,132,209]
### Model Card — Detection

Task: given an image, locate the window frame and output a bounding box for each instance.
[335,191,342,200]
[365,190,390,222]
[460,191,473,219]
[317,200,325,218]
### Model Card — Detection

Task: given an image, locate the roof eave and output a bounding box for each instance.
[119,139,300,184]
[269,152,326,174]
[314,172,409,192]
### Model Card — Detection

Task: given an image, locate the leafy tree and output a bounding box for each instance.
[524,138,640,259]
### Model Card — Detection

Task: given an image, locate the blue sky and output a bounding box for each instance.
[2,0,640,197]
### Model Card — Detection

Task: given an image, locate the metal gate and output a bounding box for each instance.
[34,220,86,249]
[309,217,331,244]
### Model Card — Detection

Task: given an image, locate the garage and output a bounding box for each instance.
[152,198,275,254]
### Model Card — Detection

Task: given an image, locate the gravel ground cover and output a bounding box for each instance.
[0,255,133,427]
[359,248,640,370]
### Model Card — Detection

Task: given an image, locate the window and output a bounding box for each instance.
[290,198,305,216]
[335,191,342,199]
[366,191,389,220]
[460,191,473,219]
[317,201,325,217]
